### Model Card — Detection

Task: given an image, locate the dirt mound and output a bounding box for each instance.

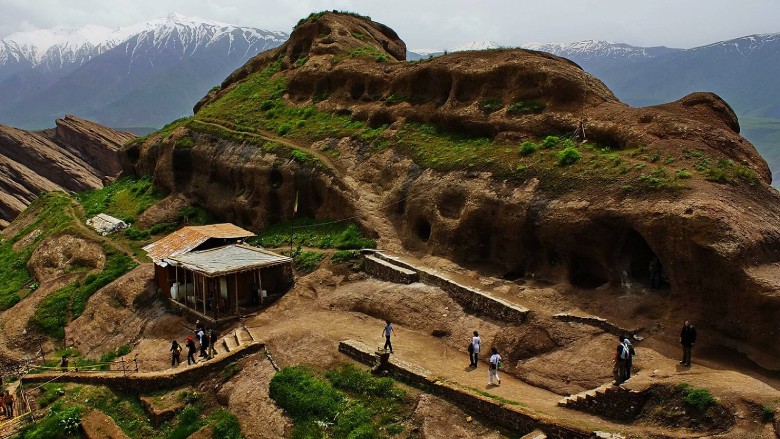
[134,193,191,229]
[217,356,291,439]
[81,409,130,439]
[0,115,134,223]
[66,264,161,357]
[27,234,104,283]
[411,393,507,438]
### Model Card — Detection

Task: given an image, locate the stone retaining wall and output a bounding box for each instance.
[363,255,419,284]
[339,339,615,439]
[553,313,641,339]
[364,251,529,323]
[23,342,265,393]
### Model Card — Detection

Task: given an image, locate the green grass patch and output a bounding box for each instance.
[479,98,503,113]
[293,250,325,273]
[681,386,716,412]
[17,402,83,438]
[519,141,538,156]
[270,365,408,439]
[248,218,375,250]
[557,145,581,166]
[507,100,545,115]
[77,177,164,223]
[466,385,523,406]
[210,409,244,439]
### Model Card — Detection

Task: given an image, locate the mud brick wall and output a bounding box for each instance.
[553,313,639,338]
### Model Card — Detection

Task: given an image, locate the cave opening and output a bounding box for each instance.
[569,254,608,289]
[618,229,667,289]
[414,218,432,242]
[269,168,284,189]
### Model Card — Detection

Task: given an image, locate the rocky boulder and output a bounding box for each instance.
[0,115,134,223]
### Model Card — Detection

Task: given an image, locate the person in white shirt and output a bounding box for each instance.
[488,347,502,386]
[382,321,395,353]
[470,331,481,368]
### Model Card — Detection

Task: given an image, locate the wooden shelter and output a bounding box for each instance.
[144,224,293,325]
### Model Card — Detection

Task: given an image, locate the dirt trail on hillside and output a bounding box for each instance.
[64,203,142,264]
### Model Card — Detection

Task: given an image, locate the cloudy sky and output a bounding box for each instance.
[1,0,778,49]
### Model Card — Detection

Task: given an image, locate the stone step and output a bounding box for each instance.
[223,335,238,352]
[233,329,243,347]
[242,326,256,342]
[520,429,547,439]
[238,327,253,344]
[557,383,612,407]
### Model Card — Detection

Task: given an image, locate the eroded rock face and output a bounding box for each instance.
[0,115,134,223]
[125,13,780,367]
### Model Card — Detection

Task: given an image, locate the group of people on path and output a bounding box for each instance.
[384,319,697,389]
[170,320,218,367]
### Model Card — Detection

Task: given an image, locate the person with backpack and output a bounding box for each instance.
[612,335,629,385]
[469,331,481,368]
[488,347,502,386]
[622,335,636,379]
[679,320,697,367]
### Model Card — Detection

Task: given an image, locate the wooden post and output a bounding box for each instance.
[234,273,239,315]
[39,343,45,362]
[134,354,139,372]
[121,357,127,376]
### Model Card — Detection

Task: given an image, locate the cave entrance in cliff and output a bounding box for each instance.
[617,230,666,289]
[569,254,608,289]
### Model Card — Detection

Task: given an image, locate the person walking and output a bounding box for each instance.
[613,335,629,385]
[382,321,395,354]
[170,340,182,367]
[679,320,697,367]
[488,347,502,386]
[470,331,481,368]
[208,329,218,359]
[186,337,197,366]
[197,328,207,358]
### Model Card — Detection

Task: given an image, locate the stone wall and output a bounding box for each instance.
[23,342,265,393]
[339,339,613,439]
[364,251,529,323]
[553,313,641,339]
[363,255,419,284]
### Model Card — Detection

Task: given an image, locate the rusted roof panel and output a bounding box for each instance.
[167,244,291,276]
[143,223,255,265]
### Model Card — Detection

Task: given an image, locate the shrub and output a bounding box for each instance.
[325,364,403,400]
[269,366,343,422]
[124,226,149,240]
[540,135,561,149]
[557,146,581,166]
[174,137,194,148]
[507,100,545,115]
[211,410,243,439]
[479,98,503,112]
[676,169,693,179]
[167,406,205,439]
[762,406,776,422]
[682,387,716,412]
[277,123,292,135]
[293,56,309,67]
[519,141,537,156]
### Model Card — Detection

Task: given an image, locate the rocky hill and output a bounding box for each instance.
[0,115,134,225]
[122,12,779,368]
[0,14,287,130]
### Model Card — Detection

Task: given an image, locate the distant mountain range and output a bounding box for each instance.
[411,33,780,185]
[0,13,287,131]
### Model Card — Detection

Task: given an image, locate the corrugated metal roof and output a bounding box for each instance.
[143,223,255,265]
[166,244,291,276]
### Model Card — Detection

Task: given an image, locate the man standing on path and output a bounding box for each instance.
[623,336,635,380]
[470,331,481,368]
[613,335,629,385]
[3,390,14,418]
[186,337,197,365]
[383,321,395,354]
[488,347,502,386]
[209,329,218,359]
[680,320,696,367]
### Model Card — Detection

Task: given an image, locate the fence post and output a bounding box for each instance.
[134,354,139,372]
[121,357,127,377]
[39,343,45,362]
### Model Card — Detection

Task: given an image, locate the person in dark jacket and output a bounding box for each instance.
[679,320,697,367]
[186,337,197,365]
[170,340,182,367]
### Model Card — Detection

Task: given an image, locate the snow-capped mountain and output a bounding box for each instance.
[0,14,288,130]
[519,40,681,64]
[450,41,502,52]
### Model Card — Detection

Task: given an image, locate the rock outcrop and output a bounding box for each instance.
[124,12,780,368]
[0,115,134,224]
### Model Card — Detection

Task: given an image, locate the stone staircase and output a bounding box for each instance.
[557,382,647,422]
[519,429,547,439]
